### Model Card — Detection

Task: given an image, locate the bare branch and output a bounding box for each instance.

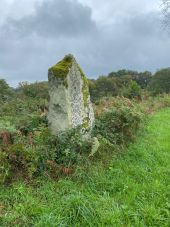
[162,0,170,27]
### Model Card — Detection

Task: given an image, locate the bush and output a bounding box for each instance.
[37,128,91,166]
[0,139,59,184]
[0,144,39,184]
[93,105,143,145]
[56,129,91,165]
[0,120,17,133]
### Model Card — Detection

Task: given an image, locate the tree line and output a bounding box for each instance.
[1,67,170,103]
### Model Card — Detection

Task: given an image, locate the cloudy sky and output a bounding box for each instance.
[0,0,169,87]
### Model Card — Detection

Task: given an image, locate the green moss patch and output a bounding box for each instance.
[49,55,73,79]
[48,55,90,105]
[78,66,89,107]
[82,117,90,129]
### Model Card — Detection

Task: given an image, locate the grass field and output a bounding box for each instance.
[0,108,170,226]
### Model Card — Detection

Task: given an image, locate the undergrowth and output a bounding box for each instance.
[0,108,170,226]
[0,96,145,184]
[1,95,170,184]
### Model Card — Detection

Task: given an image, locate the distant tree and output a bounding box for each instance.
[18,81,49,99]
[120,80,141,99]
[0,79,13,101]
[108,69,152,89]
[133,71,152,89]
[148,68,170,94]
[108,69,138,77]
[89,76,120,101]
[88,79,96,101]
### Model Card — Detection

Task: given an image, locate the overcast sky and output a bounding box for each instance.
[0,0,169,87]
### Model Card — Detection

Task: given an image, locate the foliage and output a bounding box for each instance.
[108,69,139,77]
[0,109,170,226]
[89,137,100,157]
[0,144,37,184]
[0,126,91,184]
[120,80,142,98]
[108,70,152,89]
[0,96,48,131]
[1,72,170,225]
[55,128,91,166]
[18,81,49,99]
[0,120,17,133]
[148,68,170,95]
[89,70,152,102]
[0,79,13,101]
[94,94,170,118]
[93,104,143,145]
[89,76,121,101]
[0,135,58,184]
[134,71,152,89]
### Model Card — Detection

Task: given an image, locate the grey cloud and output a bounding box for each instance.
[3,0,96,38]
[0,0,170,87]
[77,12,170,74]
[127,13,161,37]
[0,0,97,85]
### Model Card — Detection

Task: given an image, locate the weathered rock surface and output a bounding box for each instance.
[48,54,94,135]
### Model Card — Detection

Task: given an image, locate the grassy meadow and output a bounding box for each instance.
[0,108,170,226]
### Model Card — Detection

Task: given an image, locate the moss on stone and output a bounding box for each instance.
[49,54,90,104]
[78,66,89,107]
[49,55,73,79]
[82,117,90,129]
[63,79,68,88]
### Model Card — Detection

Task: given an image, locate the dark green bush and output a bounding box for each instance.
[56,129,91,165]
[0,139,59,184]
[93,106,143,145]
[120,80,142,99]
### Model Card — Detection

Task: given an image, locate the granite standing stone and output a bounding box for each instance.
[48,54,94,135]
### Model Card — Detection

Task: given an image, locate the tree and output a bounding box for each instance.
[89,76,121,101]
[162,0,170,25]
[120,80,141,99]
[0,79,13,101]
[148,68,170,95]
[108,70,152,89]
[108,69,138,77]
[133,71,152,89]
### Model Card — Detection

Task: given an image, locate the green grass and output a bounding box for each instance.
[0,109,170,226]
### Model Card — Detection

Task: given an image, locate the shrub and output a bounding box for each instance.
[0,120,17,133]
[93,105,143,145]
[56,128,90,165]
[0,141,58,184]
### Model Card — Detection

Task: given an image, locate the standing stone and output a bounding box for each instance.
[48,54,94,135]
